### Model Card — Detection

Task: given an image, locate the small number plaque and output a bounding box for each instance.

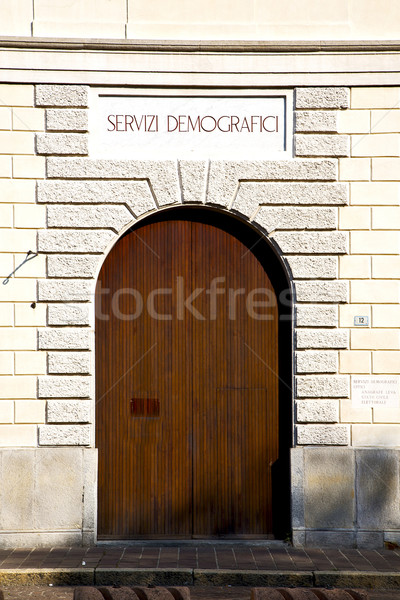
[354,316,369,327]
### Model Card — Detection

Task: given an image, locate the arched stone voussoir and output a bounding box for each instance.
[146,161,181,207]
[178,160,208,204]
[206,158,338,208]
[46,158,181,207]
[37,179,157,218]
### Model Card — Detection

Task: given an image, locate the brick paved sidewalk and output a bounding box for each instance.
[0,545,400,572]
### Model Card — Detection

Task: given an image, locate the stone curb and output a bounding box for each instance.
[0,568,95,586]
[94,570,193,586]
[192,570,313,587]
[314,570,400,589]
[0,568,400,589]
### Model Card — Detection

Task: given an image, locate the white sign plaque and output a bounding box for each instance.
[89,94,291,160]
[352,376,400,408]
[354,316,369,326]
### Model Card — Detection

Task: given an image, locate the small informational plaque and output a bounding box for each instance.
[352,376,400,408]
[89,92,291,160]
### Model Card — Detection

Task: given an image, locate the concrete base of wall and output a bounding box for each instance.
[0,447,97,548]
[291,447,400,548]
[2,445,398,548]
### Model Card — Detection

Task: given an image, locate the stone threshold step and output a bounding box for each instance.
[0,569,400,590]
[96,541,288,548]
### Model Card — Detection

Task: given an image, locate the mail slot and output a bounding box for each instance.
[131,398,160,417]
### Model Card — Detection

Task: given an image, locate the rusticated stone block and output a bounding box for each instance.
[38,376,90,398]
[296,329,348,349]
[223,158,338,182]
[257,207,337,232]
[47,400,91,423]
[48,352,91,375]
[46,158,180,207]
[208,160,338,208]
[298,424,349,446]
[295,134,349,158]
[38,230,114,253]
[48,304,90,326]
[39,280,91,302]
[36,133,88,155]
[296,375,349,398]
[295,87,350,109]
[35,85,89,107]
[46,109,88,132]
[286,256,337,279]
[295,111,338,133]
[47,255,99,278]
[37,180,155,217]
[38,329,91,350]
[295,281,348,303]
[296,399,339,423]
[38,424,90,446]
[47,205,132,232]
[271,232,347,254]
[296,351,338,373]
[295,305,338,328]
[179,160,208,204]
[237,183,347,211]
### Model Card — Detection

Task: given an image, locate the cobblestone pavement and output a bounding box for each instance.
[1,546,400,571]
[2,586,400,600]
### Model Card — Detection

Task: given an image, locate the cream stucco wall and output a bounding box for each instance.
[0,85,47,445]
[0,25,400,545]
[336,88,400,443]
[1,0,400,40]
[1,83,400,448]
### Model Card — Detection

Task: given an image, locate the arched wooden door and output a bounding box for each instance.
[96,208,288,539]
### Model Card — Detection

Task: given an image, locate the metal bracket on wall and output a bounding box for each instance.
[2,250,38,285]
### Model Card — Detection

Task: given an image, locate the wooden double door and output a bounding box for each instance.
[96,209,281,538]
